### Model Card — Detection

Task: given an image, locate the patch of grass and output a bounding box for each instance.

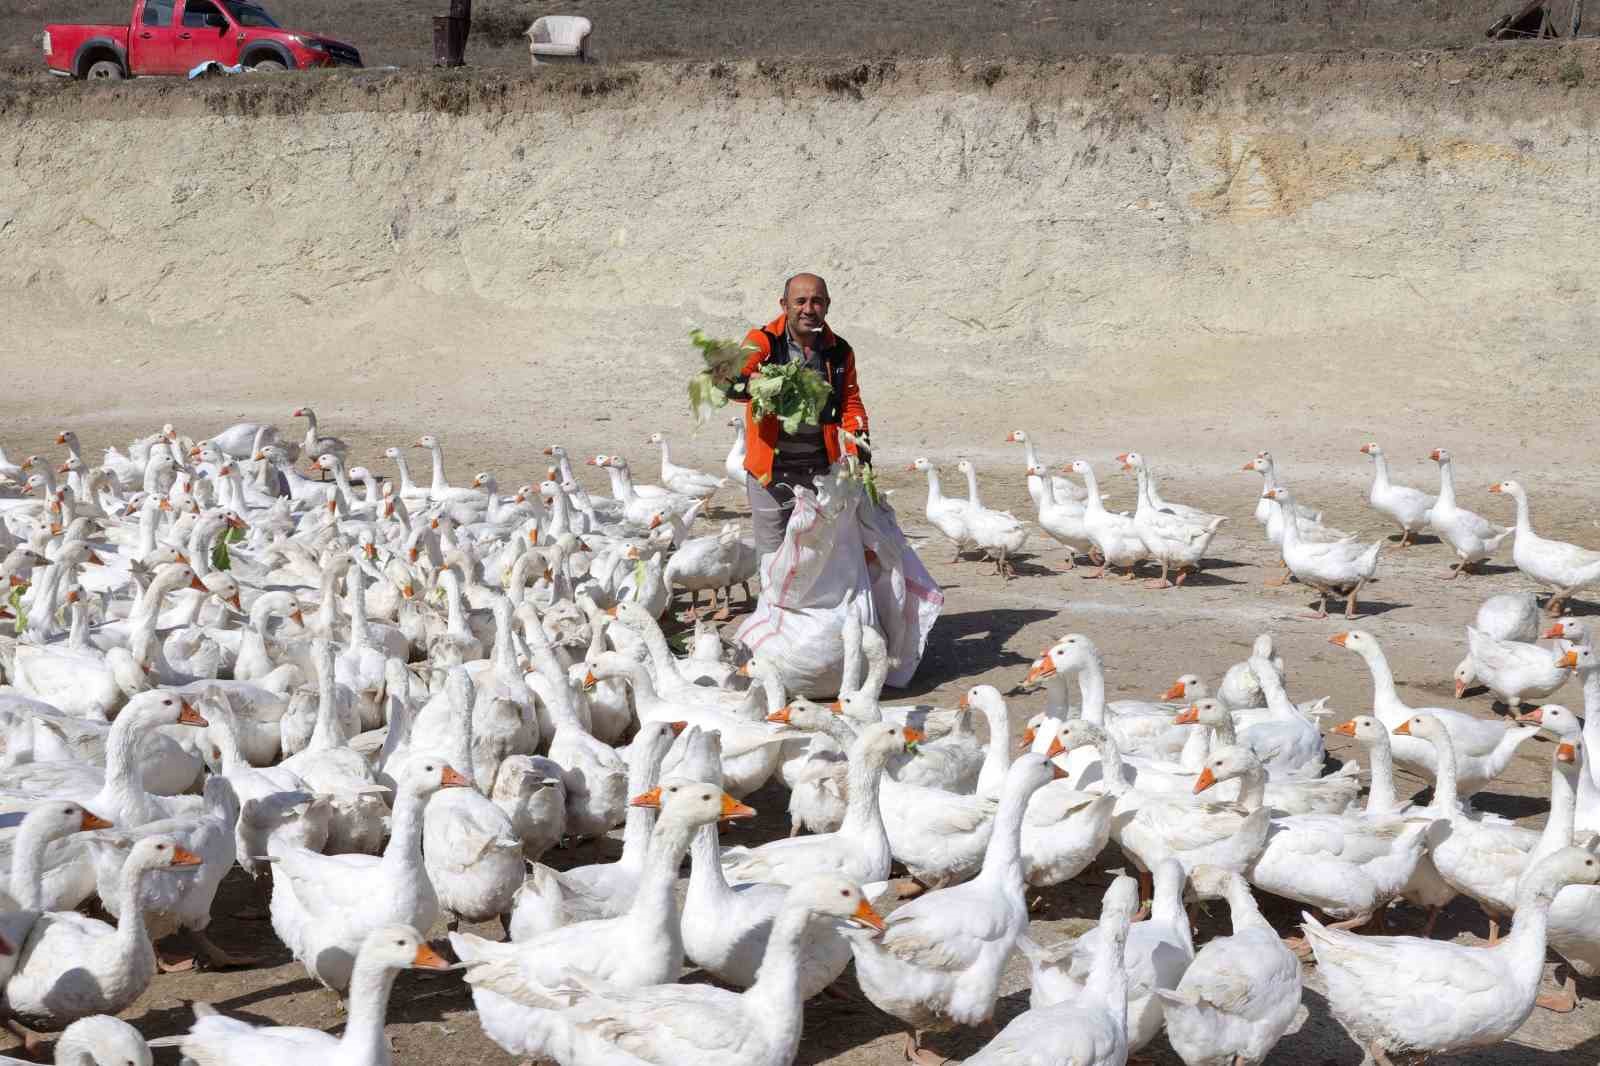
[1557,56,1584,88]
[471,2,535,46]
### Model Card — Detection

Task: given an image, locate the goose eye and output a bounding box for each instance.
[839,888,849,897]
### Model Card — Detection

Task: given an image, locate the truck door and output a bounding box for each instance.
[172,0,240,71]
[127,0,181,74]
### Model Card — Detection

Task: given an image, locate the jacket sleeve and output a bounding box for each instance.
[839,348,869,453]
[727,329,771,404]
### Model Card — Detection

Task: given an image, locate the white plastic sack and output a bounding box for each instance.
[735,468,942,697]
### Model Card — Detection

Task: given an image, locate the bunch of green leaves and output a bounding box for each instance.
[686,328,758,426]
[210,524,245,573]
[748,359,832,435]
[858,461,882,506]
[6,583,26,632]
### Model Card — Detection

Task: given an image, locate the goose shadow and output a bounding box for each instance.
[1197,556,1251,571]
[1548,596,1599,617]
[1280,598,1405,621]
[891,608,1057,696]
[1388,532,1442,547]
[1170,569,1245,588]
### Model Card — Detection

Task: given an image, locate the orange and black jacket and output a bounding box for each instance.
[731,313,869,487]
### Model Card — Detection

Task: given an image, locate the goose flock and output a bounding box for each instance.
[0,415,1598,1066]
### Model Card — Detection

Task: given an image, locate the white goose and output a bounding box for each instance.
[1515,704,1600,1004]
[1490,478,1600,615]
[1359,441,1435,546]
[947,457,1024,576]
[290,406,348,473]
[1,836,200,1033]
[453,781,756,1060]
[968,874,1136,1066]
[647,432,726,499]
[907,458,972,562]
[1306,847,1600,1066]
[722,415,747,485]
[1017,860,1191,1053]
[1265,486,1381,618]
[1069,459,1149,579]
[1426,448,1511,577]
[0,1014,151,1066]
[1459,625,1575,709]
[845,754,1057,1066]
[1004,430,1089,505]
[1122,451,1225,588]
[454,876,882,1066]
[1026,462,1096,570]
[1331,629,1537,794]
[1157,867,1303,1066]
[269,757,468,992]
[165,925,450,1066]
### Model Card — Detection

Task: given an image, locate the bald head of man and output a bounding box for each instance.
[781,273,830,342]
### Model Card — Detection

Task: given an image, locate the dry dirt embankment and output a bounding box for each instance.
[1,48,1598,470]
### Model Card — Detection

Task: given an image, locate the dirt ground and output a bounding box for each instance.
[3,404,1600,1063]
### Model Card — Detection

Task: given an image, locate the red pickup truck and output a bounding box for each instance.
[44,0,361,80]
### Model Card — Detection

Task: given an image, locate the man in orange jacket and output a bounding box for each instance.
[728,272,870,557]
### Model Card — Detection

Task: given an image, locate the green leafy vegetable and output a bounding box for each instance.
[859,462,882,506]
[747,360,832,435]
[686,328,758,427]
[211,525,244,573]
[7,583,27,632]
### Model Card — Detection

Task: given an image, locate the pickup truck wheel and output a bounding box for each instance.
[85,60,125,81]
[250,59,286,72]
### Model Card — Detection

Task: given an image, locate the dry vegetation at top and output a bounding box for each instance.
[6,0,1544,77]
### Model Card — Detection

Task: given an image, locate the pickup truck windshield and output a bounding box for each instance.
[220,1,280,26]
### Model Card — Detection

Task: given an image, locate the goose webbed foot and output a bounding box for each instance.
[903,1031,952,1066]
[2,1019,44,1058]
[1536,974,1578,1013]
[1281,934,1313,960]
[157,941,199,972]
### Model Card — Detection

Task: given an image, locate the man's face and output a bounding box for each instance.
[782,276,830,340]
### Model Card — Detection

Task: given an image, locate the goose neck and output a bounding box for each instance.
[427,443,447,494]
[382,788,428,875]
[1083,905,1131,1022]
[962,465,981,506]
[1235,766,1268,810]
[923,466,944,505]
[744,900,812,1039]
[626,816,697,930]
[1424,728,1461,814]
[340,955,400,1060]
[1363,736,1399,814]
[1359,643,1402,709]
[103,706,153,799]
[975,704,1015,800]
[1436,459,1457,508]
[1093,733,1130,796]
[114,859,156,957]
[841,748,888,836]
[1370,452,1392,490]
[1225,873,1269,933]
[1078,467,1103,512]
[976,772,1031,887]
[9,817,56,908]
[686,822,733,906]
[1075,657,1108,725]
[1513,489,1533,535]
[1535,759,1578,861]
